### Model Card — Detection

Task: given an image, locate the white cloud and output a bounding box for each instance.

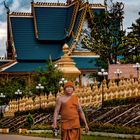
[10,0,20,11]
[123,1,140,31]
[0,22,7,39]
[0,37,7,56]
[18,6,31,13]
[0,3,5,15]
[34,0,60,2]
[0,22,7,56]
[10,0,30,12]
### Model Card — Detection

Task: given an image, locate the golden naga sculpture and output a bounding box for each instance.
[4,77,140,117]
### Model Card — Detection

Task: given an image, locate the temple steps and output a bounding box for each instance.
[0,112,53,133]
[0,103,140,132]
[94,106,120,122]
[10,117,26,132]
[105,104,140,125]
[88,103,140,127]
[123,115,140,126]
[34,114,51,125]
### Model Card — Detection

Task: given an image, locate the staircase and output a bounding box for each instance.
[88,104,140,127]
[105,104,140,125]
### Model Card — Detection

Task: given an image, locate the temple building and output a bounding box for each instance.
[108,64,140,80]
[0,0,107,85]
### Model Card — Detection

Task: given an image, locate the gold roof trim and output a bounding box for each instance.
[68,4,88,55]
[71,51,97,56]
[0,60,17,72]
[10,12,32,17]
[32,2,39,39]
[34,2,66,7]
[90,4,105,8]
[0,72,33,75]
[87,5,94,23]
[68,1,79,36]
[8,13,16,59]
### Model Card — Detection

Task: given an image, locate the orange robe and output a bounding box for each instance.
[61,95,81,140]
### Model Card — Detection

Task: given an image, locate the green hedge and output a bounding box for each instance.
[104,96,140,107]
[30,122,140,135]
[90,122,140,135]
[14,106,54,116]
[31,124,52,130]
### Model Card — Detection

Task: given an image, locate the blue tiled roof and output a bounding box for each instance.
[11,17,63,61]
[72,57,99,69]
[66,3,75,33]
[4,62,47,72]
[34,4,75,41]
[10,4,105,63]
[66,8,83,48]
[35,7,67,40]
[3,57,99,72]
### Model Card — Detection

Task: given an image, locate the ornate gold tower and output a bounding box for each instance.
[55,43,81,80]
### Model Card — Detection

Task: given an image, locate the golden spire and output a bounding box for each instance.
[55,43,81,80]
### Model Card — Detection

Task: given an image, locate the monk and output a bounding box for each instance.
[52,81,89,140]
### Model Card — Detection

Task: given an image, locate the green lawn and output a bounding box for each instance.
[82,135,130,140]
[26,133,131,140]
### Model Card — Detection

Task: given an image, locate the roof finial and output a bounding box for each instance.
[66,0,72,5]
[4,0,10,13]
[63,43,69,56]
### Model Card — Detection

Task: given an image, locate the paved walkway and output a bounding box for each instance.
[0,134,59,140]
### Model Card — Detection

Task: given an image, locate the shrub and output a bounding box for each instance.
[15,107,54,116]
[24,113,34,129]
[31,124,52,130]
[104,96,140,107]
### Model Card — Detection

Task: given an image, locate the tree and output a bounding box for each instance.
[32,59,63,96]
[131,12,140,37]
[85,1,125,68]
[0,77,26,104]
[120,12,140,63]
[120,32,140,63]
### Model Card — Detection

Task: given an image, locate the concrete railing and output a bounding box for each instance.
[18,128,27,134]
[0,128,9,134]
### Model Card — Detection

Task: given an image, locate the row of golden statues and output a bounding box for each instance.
[4,77,140,117]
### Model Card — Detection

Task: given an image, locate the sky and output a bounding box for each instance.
[0,0,140,56]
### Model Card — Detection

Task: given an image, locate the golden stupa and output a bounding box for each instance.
[55,43,81,80]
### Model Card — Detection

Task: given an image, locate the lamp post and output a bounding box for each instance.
[36,83,44,109]
[54,64,58,68]
[59,78,67,87]
[133,63,140,79]
[114,69,122,85]
[0,93,6,118]
[98,69,108,107]
[15,89,22,112]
